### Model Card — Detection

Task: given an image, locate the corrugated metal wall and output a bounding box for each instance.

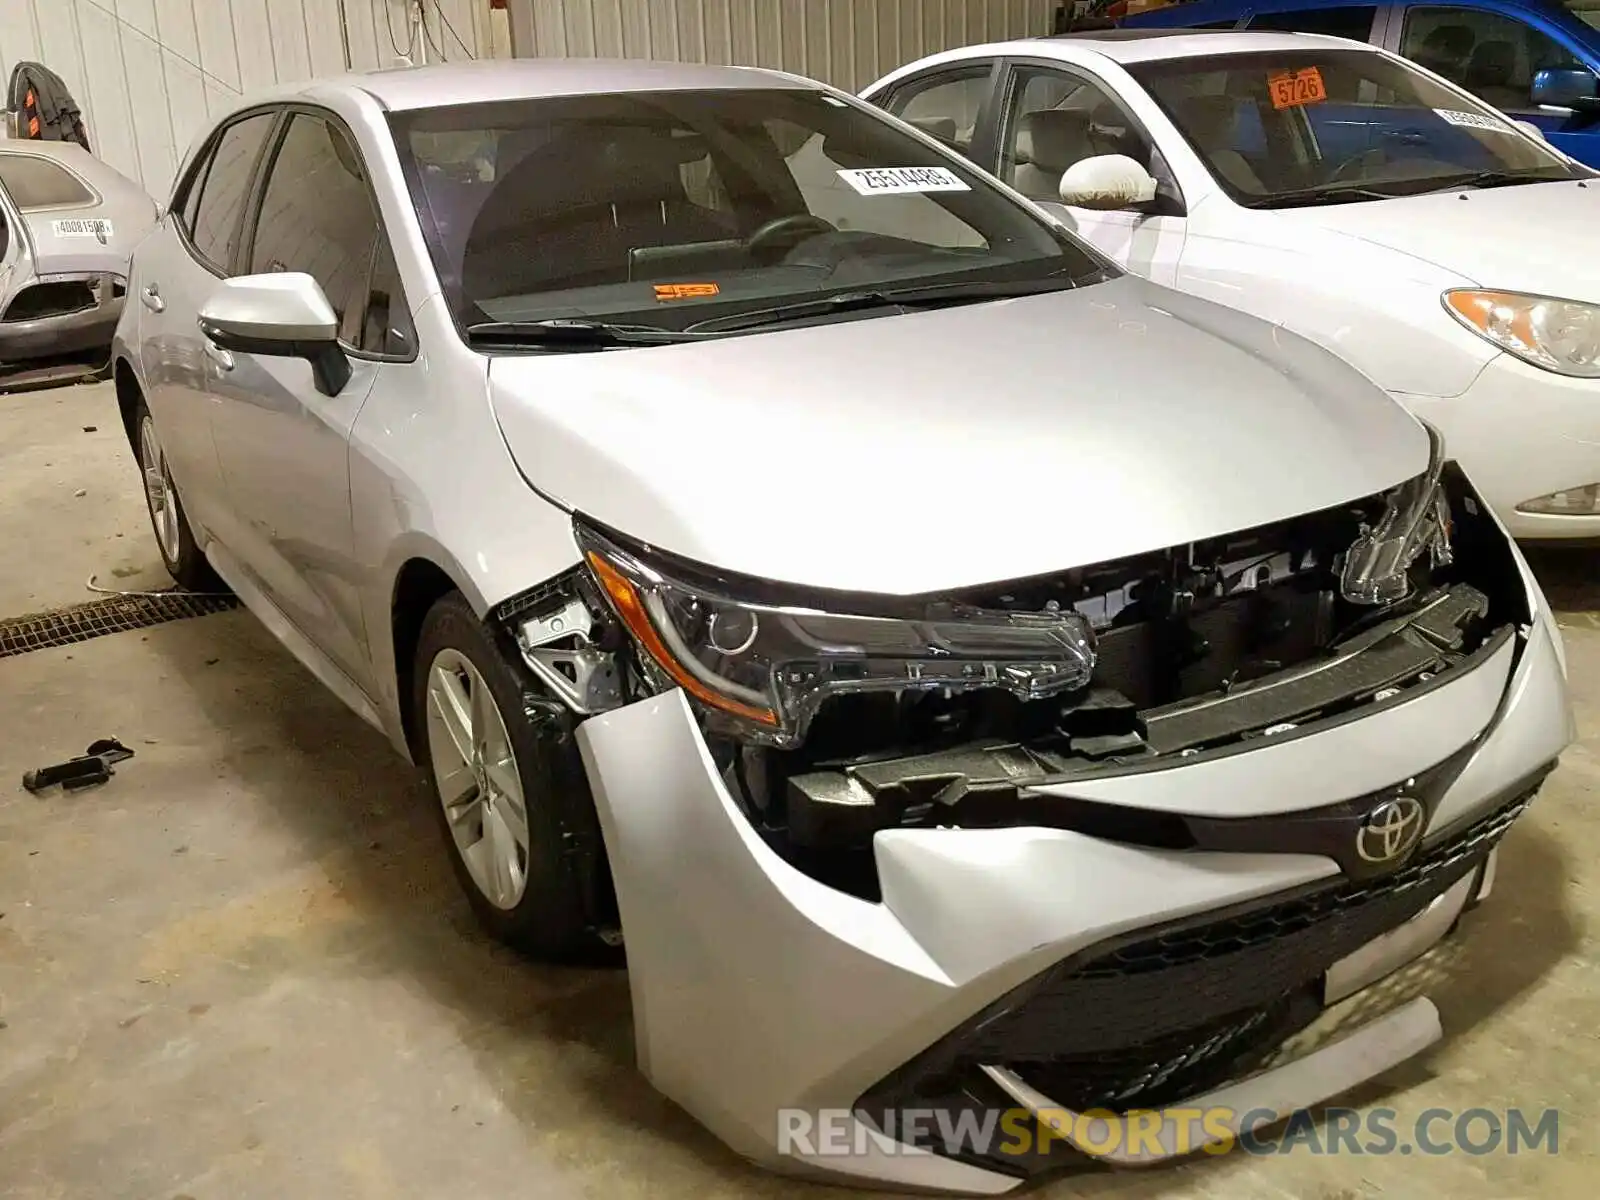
[0,0,506,197]
[507,0,1059,91]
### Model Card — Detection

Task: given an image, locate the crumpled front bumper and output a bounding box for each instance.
[0,271,123,362]
[575,564,1572,1193]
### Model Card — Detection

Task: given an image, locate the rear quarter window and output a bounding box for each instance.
[0,154,95,209]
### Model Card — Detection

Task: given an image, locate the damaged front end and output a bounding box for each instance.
[504,426,1523,901]
[490,428,1564,1190]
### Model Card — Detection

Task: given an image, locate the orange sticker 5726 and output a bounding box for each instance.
[1268,67,1328,109]
[654,282,720,301]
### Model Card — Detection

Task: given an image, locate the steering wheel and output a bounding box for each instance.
[1328,148,1386,184]
[746,213,837,260]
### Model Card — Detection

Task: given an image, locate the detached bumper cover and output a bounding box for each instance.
[576,602,1569,1193]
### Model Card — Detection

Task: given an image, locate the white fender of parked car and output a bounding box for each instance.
[1059,154,1158,210]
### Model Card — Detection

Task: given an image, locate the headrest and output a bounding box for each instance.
[1468,40,1516,70]
[1183,94,1246,141]
[1422,24,1475,55]
[906,115,959,145]
[1015,109,1096,171]
[481,123,708,223]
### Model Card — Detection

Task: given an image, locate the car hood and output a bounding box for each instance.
[488,275,1429,595]
[1275,179,1600,299]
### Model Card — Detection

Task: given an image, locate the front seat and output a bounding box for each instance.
[1465,40,1524,108]
[1011,109,1100,199]
[1413,24,1477,81]
[461,124,734,303]
[1183,95,1265,194]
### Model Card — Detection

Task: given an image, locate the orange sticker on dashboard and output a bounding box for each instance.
[654,282,720,301]
[1268,67,1328,109]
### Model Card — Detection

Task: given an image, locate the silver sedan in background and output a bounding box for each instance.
[111,59,1571,1193]
[0,139,156,388]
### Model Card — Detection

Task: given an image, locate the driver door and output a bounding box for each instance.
[989,61,1189,286]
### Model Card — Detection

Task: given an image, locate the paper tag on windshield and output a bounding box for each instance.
[52,217,113,239]
[1434,108,1514,132]
[836,166,971,195]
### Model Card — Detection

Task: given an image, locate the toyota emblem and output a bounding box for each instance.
[1356,796,1426,865]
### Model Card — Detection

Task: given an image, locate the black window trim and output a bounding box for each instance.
[170,103,286,279]
[996,55,1190,217]
[236,102,418,365]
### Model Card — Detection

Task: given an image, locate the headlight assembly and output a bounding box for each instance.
[574,523,1098,746]
[1443,289,1600,377]
[1341,420,1453,605]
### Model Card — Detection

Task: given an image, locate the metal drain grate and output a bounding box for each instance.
[0,590,239,658]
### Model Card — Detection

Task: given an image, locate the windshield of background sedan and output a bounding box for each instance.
[1126,49,1591,207]
[388,87,1108,340]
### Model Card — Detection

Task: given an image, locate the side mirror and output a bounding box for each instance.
[1531,67,1600,113]
[1512,119,1549,142]
[1059,154,1159,210]
[198,272,351,397]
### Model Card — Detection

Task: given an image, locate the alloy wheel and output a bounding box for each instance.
[139,414,181,565]
[425,648,531,910]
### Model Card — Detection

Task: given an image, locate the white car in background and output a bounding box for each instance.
[864,28,1600,540]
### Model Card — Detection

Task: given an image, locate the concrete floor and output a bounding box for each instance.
[0,381,1595,1200]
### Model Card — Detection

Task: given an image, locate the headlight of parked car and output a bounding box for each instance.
[1444,288,1600,377]
[574,522,1098,747]
[1341,420,1453,605]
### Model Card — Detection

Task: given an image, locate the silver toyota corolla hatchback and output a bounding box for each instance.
[112,58,1572,1193]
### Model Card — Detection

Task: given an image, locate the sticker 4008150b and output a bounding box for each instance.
[51,218,113,238]
[836,166,972,195]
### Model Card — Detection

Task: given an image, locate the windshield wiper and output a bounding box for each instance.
[687,276,1083,335]
[1238,183,1409,209]
[465,319,706,347]
[1420,168,1575,193]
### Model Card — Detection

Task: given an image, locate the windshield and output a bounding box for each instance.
[387,87,1109,339]
[1125,48,1589,207]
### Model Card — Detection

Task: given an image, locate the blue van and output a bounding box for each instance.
[1118,0,1600,163]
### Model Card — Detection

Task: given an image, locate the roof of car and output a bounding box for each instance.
[279,57,815,113]
[1034,27,1372,62]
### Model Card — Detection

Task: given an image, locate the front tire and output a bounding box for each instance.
[133,396,221,592]
[412,591,617,963]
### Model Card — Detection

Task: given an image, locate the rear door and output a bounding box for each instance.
[137,108,279,543]
[207,106,412,691]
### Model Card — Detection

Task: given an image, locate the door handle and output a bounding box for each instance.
[140,284,164,313]
[203,339,234,371]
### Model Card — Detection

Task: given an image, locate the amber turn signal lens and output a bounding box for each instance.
[585,550,780,727]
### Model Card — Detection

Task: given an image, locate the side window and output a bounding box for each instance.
[189,112,276,270]
[0,154,95,209]
[997,67,1159,203]
[1246,5,1379,39]
[881,66,993,155]
[249,113,381,337]
[1400,6,1584,111]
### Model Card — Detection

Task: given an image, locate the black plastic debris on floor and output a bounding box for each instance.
[22,737,135,794]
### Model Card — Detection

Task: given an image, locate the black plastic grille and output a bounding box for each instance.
[962,789,1533,1066]
[860,782,1541,1150]
[0,591,238,658]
